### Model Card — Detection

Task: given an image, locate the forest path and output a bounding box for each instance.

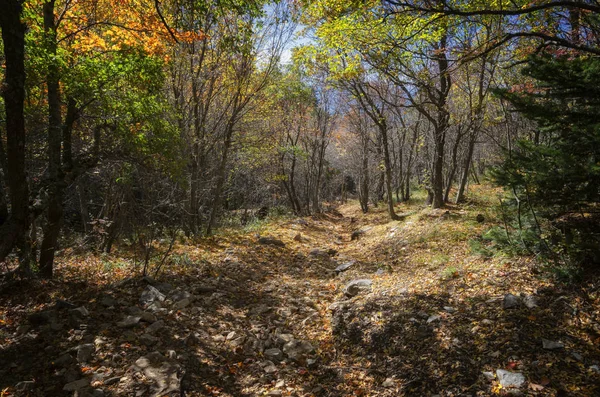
[1,189,600,396]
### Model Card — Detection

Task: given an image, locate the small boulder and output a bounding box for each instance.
[334,261,355,274]
[63,378,90,392]
[542,339,564,350]
[146,320,165,334]
[503,294,520,309]
[140,285,165,305]
[344,279,373,297]
[117,316,141,328]
[496,369,526,389]
[264,348,283,361]
[76,344,95,364]
[258,237,285,247]
[523,295,539,309]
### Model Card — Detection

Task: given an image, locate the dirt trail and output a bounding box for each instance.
[1,197,600,396]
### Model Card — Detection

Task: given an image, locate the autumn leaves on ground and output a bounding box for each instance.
[1,185,599,397]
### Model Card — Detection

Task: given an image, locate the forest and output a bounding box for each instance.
[0,0,599,396]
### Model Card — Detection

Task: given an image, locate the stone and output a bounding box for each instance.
[77,344,95,364]
[28,311,54,326]
[443,306,456,313]
[140,334,159,346]
[140,286,165,305]
[264,348,283,361]
[15,381,35,391]
[427,314,441,323]
[127,306,143,315]
[258,237,285,247]
[139,311,157,323]
[117,316,142,328]
[264,363,278,374]
[268,390,282,396]
[92,389,105,397]
[334,261,355,274]
[63,378,90,391]
[170,290,192,302]
[503,294,520,309]
[590,365,600,373]
[496,370,526,389]
[55,299,77,310]
[99,295,119,307]
[482,371,495,381]
[382,378,395,388]
[283,340,314,361]
[16,325,30,335]
[309,248,329,258]
[523,295,539,309]
[275,334,295,345]
[104,377,121,386]
[375,268,385,275]
[542,339,564,350]
[173,298,191,310]
[132,352,180,396]
[343,279,373,297]
[146,320,165,334]
[54,353,74,367]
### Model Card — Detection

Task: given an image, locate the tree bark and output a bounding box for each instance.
[39,0,63,279]
[0,0,30,264]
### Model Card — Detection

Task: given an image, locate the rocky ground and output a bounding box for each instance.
[1,186,600,396]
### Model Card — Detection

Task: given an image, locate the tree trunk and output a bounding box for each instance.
[206,120,235,236]
[0,0,30,264]
[380,124,400,220]
[359,136,369,213]
[39,0,64,279]
[455,132,477,203]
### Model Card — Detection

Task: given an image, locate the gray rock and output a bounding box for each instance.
[54,353,74,367]
[16,325,30,335]
[28,310,54,326]
[139,311,157,323]
[170,290,192,302]
[382,378,395,388]
[77,344,95,364]
[309,249,329,258]
[140,334,159,346]
[427,314,441,323]
[258,237,285,247]
[127,306,143,315]
[264,348,283,361]
[146,320,165,334]
[375,268,385,275]
[117,316,142,328]
[496,369,526,389]
[523,295,539,309]
[132,352,180,396]
[92,389,105,397]
[590,365,600,373]
[275,334,295,345]
[334,261,355,274]
[155,283,174,293]
[173,298,191,310]
[443,306,456,313]
[343,279,373,297]
[503,294,520,309]
[542,339,564,350]
[55,299,77,310]
[104,377,121,385]
[63,378,90,391]
[140,285,165,305]
[15,381,35,391]
[99,295,119,307]
[263,363,278,374]
[282,340,314,361]
[482,371,495,381]
[268,390,282,396]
